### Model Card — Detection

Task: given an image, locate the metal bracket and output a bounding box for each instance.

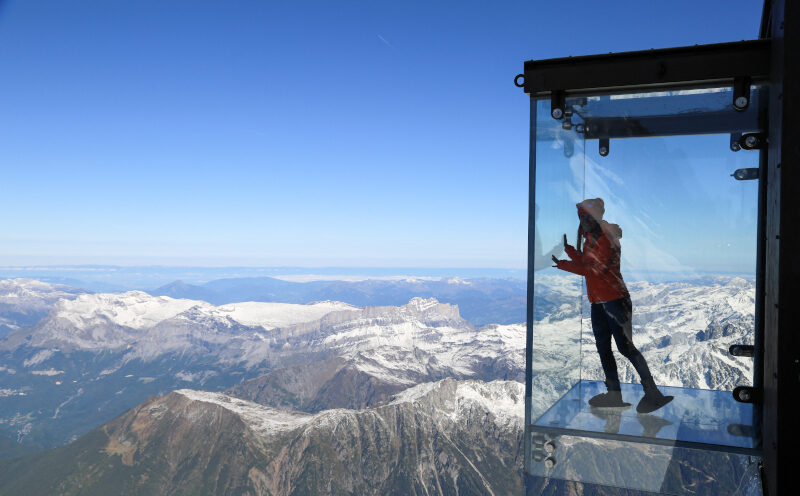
[730,344,756,357]
[599,138,610,157]
[733,386,759,403]
[551,90,565,120]
[730,133,742,151]
[739,132,767,150]
[732,168,759,181]
[733,76,752,111]
[561,108,573,130]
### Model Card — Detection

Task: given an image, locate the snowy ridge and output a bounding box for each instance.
[49,292,357,333]
[177,379,523,437]
[0,278,81,299]
[214,301,357,329]
[175,389,314,435]
[53,292,205,330]
[391,379,524,428]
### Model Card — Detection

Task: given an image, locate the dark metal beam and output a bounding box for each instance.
[523,39,771,97]
[581,111,760,139]
[762,0,800,495]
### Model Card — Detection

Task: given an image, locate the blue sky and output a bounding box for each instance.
[0,1,764,268]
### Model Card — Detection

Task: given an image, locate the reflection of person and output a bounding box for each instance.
[551,198,673,413]
[589,407,673,437]
[534,204,563,271]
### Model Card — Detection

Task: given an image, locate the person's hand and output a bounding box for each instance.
[563,233,577,258]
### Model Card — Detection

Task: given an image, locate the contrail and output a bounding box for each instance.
[377,35,394,48]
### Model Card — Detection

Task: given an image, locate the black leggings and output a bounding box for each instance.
[590,297,655,391]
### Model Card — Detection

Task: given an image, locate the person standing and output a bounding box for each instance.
[551,198,673,414]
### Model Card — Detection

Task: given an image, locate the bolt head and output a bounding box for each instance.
[745,135,758,148]
[551,108,564,119]
[575,124,584,133]
[735,96,749,109]
[739,390,751,401]
[599,146,609,156]
[544,457,556,469]
[544,441,556,454]
[731,142,741,152]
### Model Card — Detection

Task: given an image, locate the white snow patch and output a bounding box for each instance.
[217,301,358,329]
[23,349,57,367]
[31,368,64,376]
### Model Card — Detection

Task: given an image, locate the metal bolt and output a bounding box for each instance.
[731,142,741,152]
[544,457,556,469]
[544,441,556,454]
[735,96,749,109]
[745,135,759,148]
[551,107,564,119]
[599,146,609,156]
[738,389,751,402]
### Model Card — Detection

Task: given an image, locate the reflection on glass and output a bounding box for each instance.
[527,86,765,494]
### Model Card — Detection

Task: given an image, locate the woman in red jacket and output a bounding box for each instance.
[552,198,673,414]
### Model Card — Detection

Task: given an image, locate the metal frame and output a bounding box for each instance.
[760,1,800,495]
[521,39,770,97]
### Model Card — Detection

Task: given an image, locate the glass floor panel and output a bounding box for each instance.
[531,380,759,454]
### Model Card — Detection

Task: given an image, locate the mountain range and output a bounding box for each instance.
[0,274,758,494]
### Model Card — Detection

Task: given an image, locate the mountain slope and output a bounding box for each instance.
[0,379,524,496]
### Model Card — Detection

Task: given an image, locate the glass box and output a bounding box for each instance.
[526,85,766,495]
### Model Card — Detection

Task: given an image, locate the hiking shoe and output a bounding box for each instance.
[588,390,630,408]
[636,390,673,414]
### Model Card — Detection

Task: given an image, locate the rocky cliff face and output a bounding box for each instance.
[0,379,524,496]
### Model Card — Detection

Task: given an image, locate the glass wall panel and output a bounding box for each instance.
[527,85,766,494]
[529,97,585,428]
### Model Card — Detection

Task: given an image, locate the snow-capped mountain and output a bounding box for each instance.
[0,279,87,338]
[581,276,756,390]
[3,291,358,365]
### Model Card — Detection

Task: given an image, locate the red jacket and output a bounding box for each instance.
[556,230,629,303]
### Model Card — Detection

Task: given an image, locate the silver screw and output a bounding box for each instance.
[731,142,741,152]
[544,457,556,469]
[544,441,556,454]
[735,96,749,109]
[599,146,609,156]
[551,108,564,119]
[745,135,758,148]
[739,389,751,402]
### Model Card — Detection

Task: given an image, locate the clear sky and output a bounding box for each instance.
[0,0,764,268]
